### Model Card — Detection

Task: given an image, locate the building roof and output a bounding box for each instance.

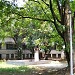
[0,38,15,44]
[5,38,15,43]
[50,50,63,54]
[23,50,32,54]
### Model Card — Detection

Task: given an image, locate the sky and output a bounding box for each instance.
[6,0,28,7]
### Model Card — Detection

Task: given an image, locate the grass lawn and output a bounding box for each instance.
[0,61,70,75]
[0,62,34,75]
[0,61,42,75]
[0,67,31,75]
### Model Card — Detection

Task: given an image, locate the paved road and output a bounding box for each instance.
[6,60,68,69]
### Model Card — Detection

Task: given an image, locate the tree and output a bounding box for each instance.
[14,0,75,66]
[0,0,28,59]
[1,0,75,66]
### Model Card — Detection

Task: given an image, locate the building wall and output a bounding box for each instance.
[0,49,32,60]
[0,38,32,60]
[42,50,65,60]
[0,50,16,59]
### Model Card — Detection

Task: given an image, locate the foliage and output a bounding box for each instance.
[1,0,75,65]
[0,0,64,50]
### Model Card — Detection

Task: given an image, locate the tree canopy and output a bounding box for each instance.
[0,0,75,65]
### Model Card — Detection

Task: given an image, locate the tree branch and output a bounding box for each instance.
[36,1,50,21]
[49,0,61,23]
[61,1,66,25]
[15,1,54,23]
[56,0,61,18]
[41,0,50,7]
[13,12,54,23]
[22,16,52,22]
[49,0,64,39]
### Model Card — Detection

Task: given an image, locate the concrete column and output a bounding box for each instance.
[34,50,39,62]
[51,54,52,58]
[25,54,26,58]
[61,51,65,59]
[14,54,15,58]
[9,54,11,59]
[56,54,58,58]
[29,54,30,58]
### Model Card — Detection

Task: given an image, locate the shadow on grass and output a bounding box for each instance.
[0,66,69,75]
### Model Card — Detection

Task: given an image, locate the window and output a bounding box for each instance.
[58,54,61,58]
[26,54,29,58]
[52,54,56,58]
[6,44,17,50]
[6,54,9,59]
[23,54,25,59]
[11,54,14,59]
[6,44,13,50]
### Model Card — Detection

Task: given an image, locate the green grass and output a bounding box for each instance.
[0,66,31,72]
[0,66,34,75]
[0,61,36,75]
[0,61,68,75]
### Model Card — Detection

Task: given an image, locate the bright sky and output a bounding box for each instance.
[6,0,28,7]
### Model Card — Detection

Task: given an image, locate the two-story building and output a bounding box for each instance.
[0,38,32,60]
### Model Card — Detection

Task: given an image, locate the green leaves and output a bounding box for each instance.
[0,0,71,51]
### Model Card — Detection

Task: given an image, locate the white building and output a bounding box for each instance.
[50,50,65,59]
[0,38,32,60]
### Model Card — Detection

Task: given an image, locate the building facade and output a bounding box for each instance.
[0,38,32,60]
[50,50,65,59]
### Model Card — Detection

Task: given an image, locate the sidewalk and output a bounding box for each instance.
[6,60,68,69]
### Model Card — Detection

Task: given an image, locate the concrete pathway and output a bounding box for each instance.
[6,60,68,69]
[29,61,68,69]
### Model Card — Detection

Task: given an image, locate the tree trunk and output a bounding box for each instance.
[62,0,70,66]
[44,50,51,60]
[64,41,70,66]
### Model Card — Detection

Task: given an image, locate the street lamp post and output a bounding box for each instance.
[68,10,73,75]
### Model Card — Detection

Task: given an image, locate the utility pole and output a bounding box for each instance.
[68,10,73,75]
